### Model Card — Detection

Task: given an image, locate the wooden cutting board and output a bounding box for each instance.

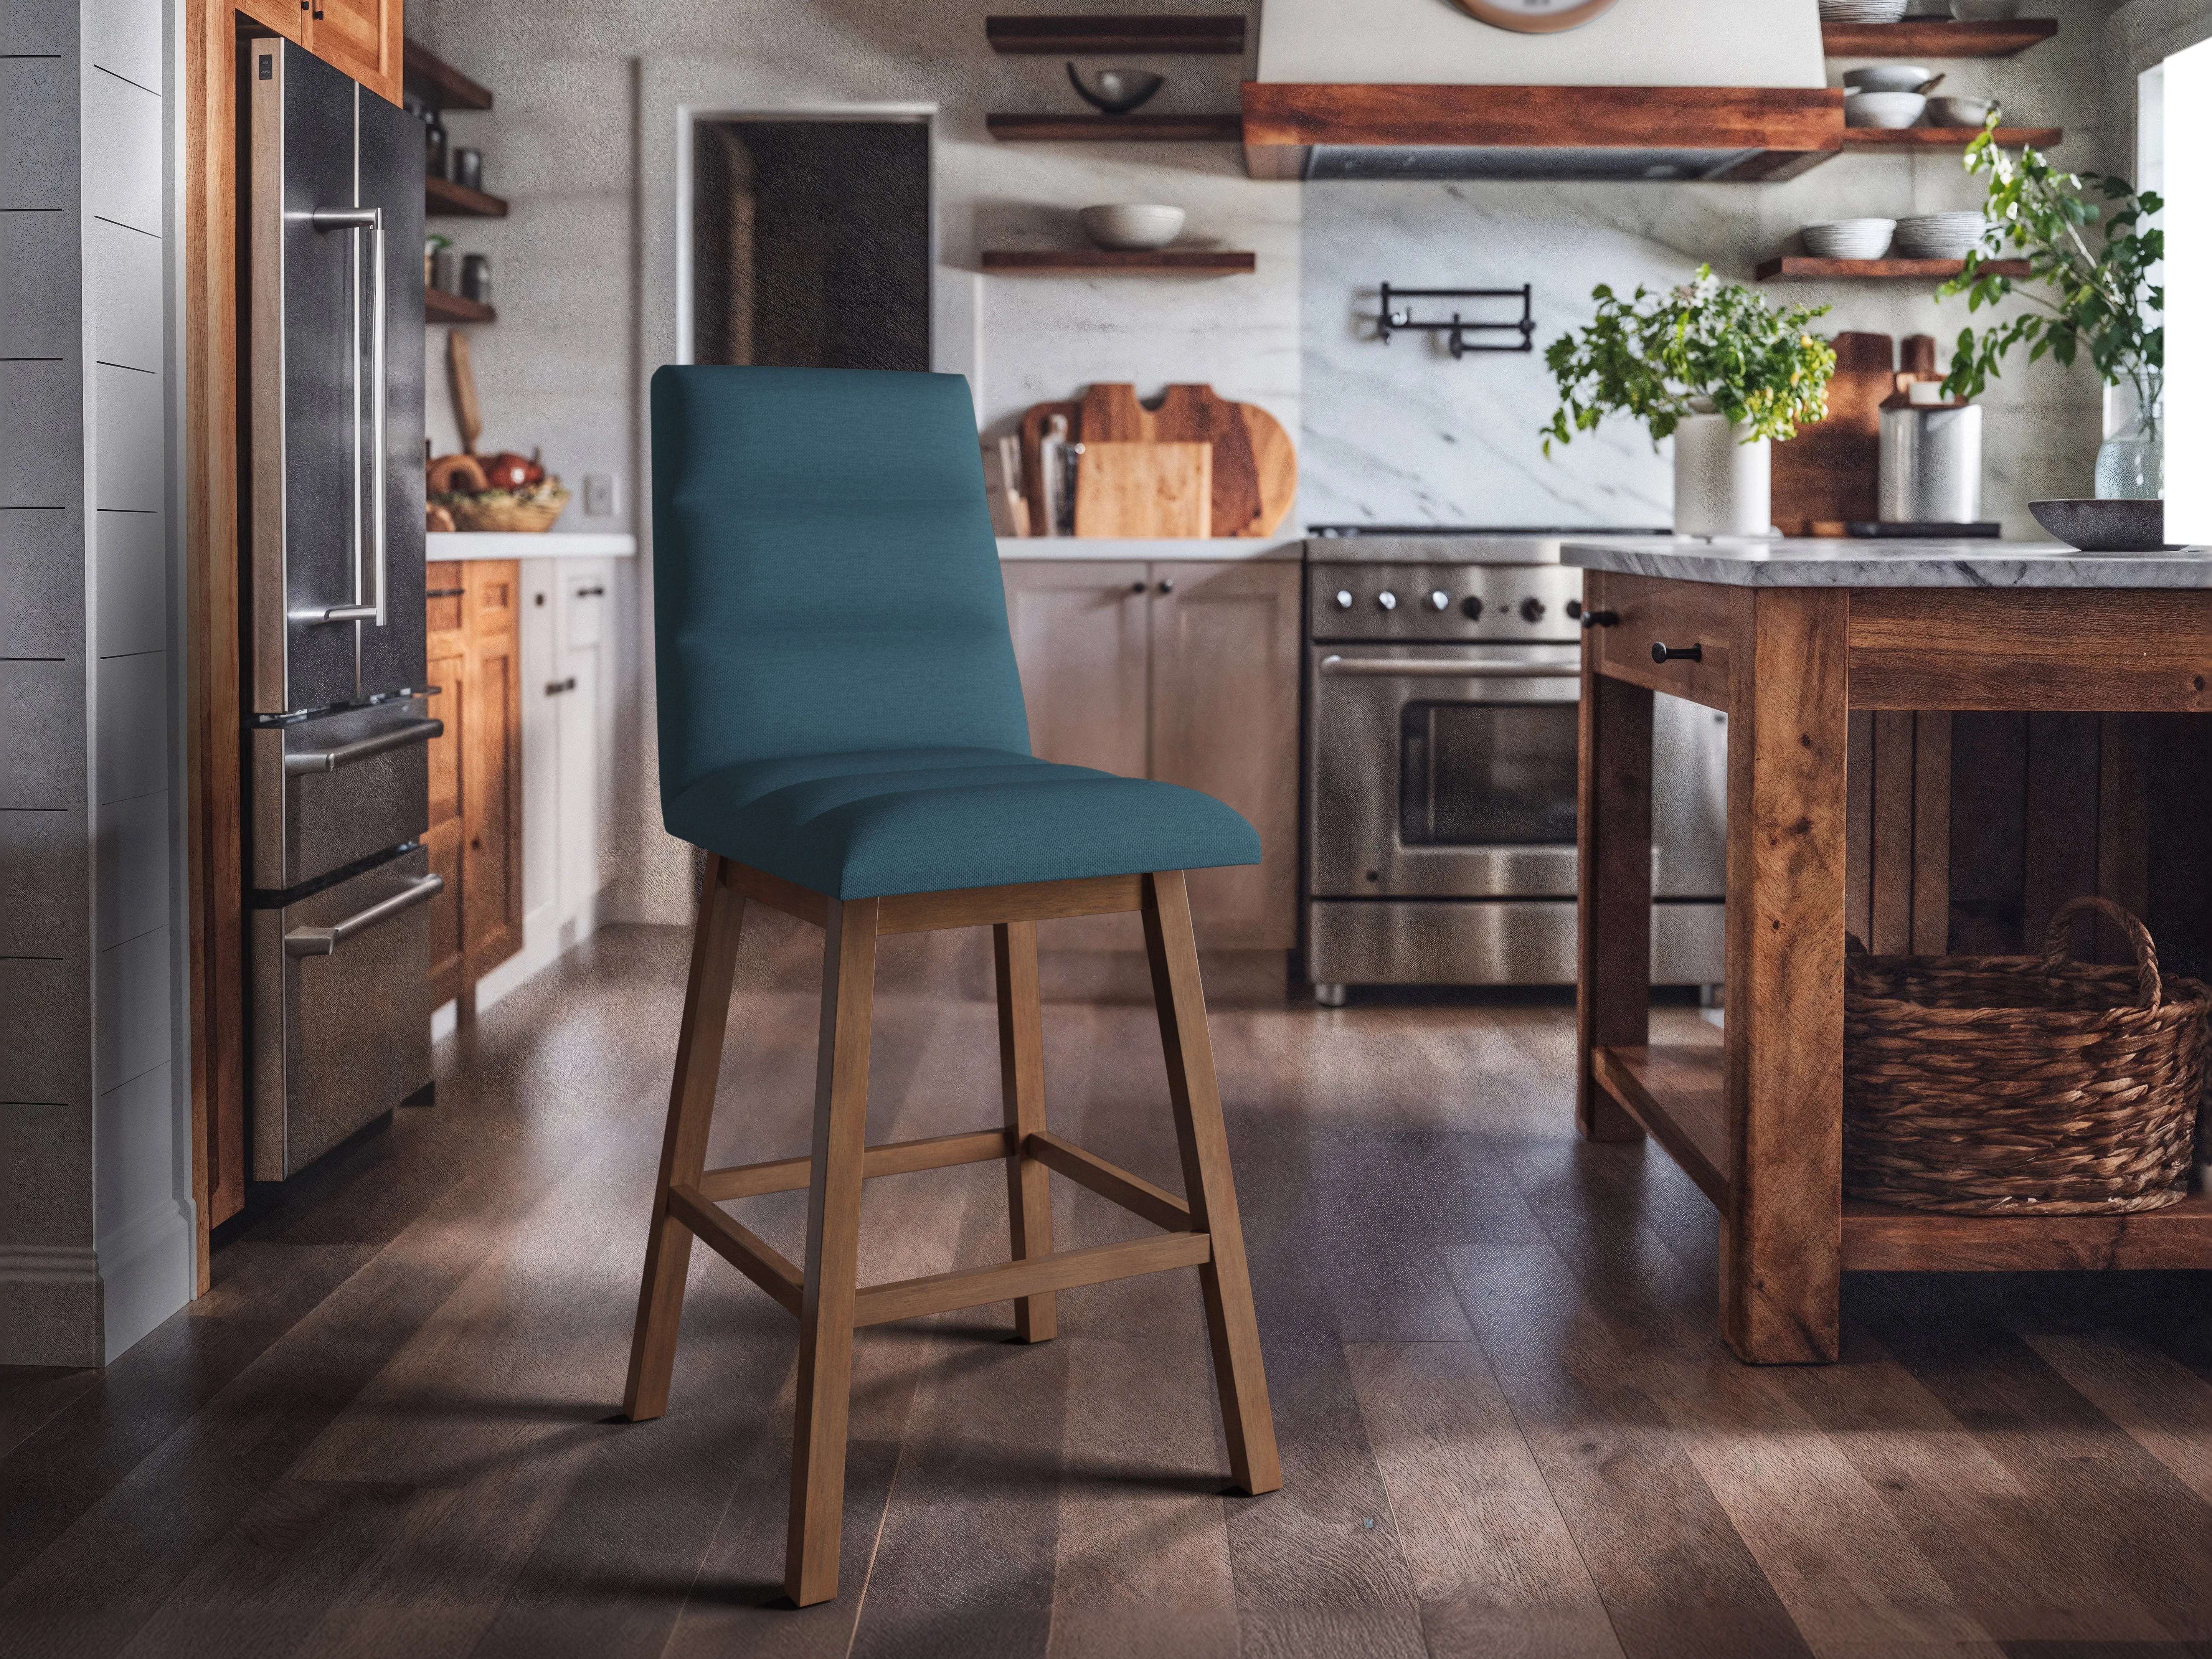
[1771,332,1893,536]
[1019,383,1296,538]
[1072,442,1213,538]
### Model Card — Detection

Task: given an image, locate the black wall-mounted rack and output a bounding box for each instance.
[1377,284,1535,357]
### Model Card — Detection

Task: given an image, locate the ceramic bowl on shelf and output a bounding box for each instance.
[1845,91,1928,128]
[2029,498,2171,553]
[1844,65,1934,94]
[1894,210,1987,258]
[1950,0,2022,18]
[1078,203,1185,251]
[1819,0,1909,21]
[1926,95,1999,127]
[1801,218,1898,259]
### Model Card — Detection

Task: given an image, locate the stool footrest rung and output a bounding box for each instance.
[696,1129,1015,1202]
[667,1184,804,1315]
[1025,1131,1192,1232]
[853,1231,1213,1328]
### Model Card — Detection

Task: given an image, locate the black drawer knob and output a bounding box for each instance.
[1651,642,1702,664]
[1579,609,1618,630]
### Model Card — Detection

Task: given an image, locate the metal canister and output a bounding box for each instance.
[1879,402,1983,524]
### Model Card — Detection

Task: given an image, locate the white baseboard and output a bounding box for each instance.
[98,1200,194,1362]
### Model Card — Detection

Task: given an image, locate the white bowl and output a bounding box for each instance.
[1894,210,1986,258]
[1819,0,1908,20]
[1845,91,1927,128]
[1926,95,1998,128]
[1802,218,1897,260]
[1951,0,2022,18]
[1078,203,1185,252]
[1844,65,1933,94]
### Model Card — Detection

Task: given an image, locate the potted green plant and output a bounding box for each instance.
[1938,125,2164,499]
[1542,266,1835,537]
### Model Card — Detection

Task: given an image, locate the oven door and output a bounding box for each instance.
[1308,643,1582,898]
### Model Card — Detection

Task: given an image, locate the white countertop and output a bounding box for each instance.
[997,537,1303,563]
[1562,536,2212,589]
[428,531,637,561]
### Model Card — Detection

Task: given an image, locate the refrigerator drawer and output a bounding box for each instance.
[252,698,437,891]
[1304,899,1724,987]
[251,848,438,1180]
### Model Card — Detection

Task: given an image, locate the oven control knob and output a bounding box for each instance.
[1377,591,1398,611]
[1425,589,1451,612]
[1334,589,1354,611]
[1460,596,1484,621]
[1519,597,1547,623]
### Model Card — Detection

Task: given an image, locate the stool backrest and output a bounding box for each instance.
[650,366,1032,803]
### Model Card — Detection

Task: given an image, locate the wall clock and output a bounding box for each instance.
[1451,0,1623,33]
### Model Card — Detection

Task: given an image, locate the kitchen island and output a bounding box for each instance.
[1565,536,2212,1364]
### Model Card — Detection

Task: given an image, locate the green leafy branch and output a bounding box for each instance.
[1542,267,1835,454]
[1937,119,2163,422]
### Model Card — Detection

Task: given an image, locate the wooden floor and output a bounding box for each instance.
[9,914,2212,1657]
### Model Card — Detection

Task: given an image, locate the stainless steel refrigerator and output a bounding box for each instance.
[246,38,437,1180]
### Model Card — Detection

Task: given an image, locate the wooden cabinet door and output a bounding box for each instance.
[423,575,468,1007]
[1150,562,1302,948]
[462,560,523,982]
[237,0,308,45]
[1000,561,1151,778]
[305,0,402,105]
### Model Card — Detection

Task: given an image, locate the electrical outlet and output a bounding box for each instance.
[583,472,619,517]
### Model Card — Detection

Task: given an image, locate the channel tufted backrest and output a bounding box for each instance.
[650,366,1033,805]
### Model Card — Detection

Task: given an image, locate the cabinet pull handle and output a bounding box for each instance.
[426,586,464,598]
[284,715,443,775]
[575,584,605,597]
[1129,580,1146,594]
[545,676,577,696]
[284,873,444,957]
[1651,641,1703,664]
[1578,609,1618,629]
[1157,578,1175,594]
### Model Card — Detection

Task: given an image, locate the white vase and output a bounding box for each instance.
[1673,411,1772,538]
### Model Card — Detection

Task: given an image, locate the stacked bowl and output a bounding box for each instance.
[1894,211,1986,259]
[1803,219,1897,260]
[1819,0,1910,19]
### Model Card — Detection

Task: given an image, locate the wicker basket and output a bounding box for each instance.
[1843,896,2212,1215]
[435,481,571,533]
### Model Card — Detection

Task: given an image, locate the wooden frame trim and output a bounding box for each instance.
[1240,81,1844,150]
[1026,1130,1193,1232]
[716,857,1147,935]
[852,1231,1212,1328]
[1591,1046,1730,1207]
[694,1129,1015,1202]
[667,1183,805,1315]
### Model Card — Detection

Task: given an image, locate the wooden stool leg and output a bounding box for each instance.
[786,895,881,1607]
[1141,871,1283,1497]
[624,853,746,1422]
[994,920,1056,1342]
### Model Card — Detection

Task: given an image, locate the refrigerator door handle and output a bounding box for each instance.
[282,715,442,776]
[310,203,388,629]
[284,872,443,957]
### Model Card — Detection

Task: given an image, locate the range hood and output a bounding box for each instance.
[1244,0,1845,182]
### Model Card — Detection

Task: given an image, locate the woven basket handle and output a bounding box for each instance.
[2040,896,2163,1009]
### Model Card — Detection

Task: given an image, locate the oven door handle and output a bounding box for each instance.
[1318,655,1581,679]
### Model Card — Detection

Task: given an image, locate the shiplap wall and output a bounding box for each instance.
[0,0,192,1366]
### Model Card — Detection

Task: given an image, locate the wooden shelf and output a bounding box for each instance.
[1757,256,2030,281]
[426,175,509,218]
[1597,1039,2212,1272]
[402,39,492,110]
[981,249,1253,274]
[985,14,1245,54]
[426,289,495,324]
[986,112,1244,142]
[1822,18,2057,58]
[1840,125,2062,150]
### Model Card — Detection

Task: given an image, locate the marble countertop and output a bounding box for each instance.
[1561,536,2212,589]
[998,538,1303,562]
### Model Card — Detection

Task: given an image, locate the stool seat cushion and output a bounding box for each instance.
[665,746,1261,901]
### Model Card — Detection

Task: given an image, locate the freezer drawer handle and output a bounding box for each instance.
[1317,655,1580,680]
[574,585,605,598]
[282,716,443,776]
[284,873,444,957]
[310,204,388,629]
[545,677,577,696]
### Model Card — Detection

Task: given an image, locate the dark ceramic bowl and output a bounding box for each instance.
[2027,497,2171,553]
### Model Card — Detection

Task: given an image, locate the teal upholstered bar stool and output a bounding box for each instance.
[622,365,1281,1606]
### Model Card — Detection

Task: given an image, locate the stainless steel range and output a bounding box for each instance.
[1302,532,1725,1002]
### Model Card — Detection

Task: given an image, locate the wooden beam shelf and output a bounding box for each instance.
[1822,18,2058,58]
[402,39,492,110]
[987,112,1244,142]
[1757,256,2029,281]
[1598,1040,2212,1273]
[426,175,509,218]
[1840,125,2062,151]
[985,14,1245,54]
[981,249,1254,274]
[426,289,496,324]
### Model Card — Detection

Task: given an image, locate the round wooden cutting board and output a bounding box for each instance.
[1018,384,1298,539]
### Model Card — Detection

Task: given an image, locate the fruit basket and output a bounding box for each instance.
[426,449,570,533]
